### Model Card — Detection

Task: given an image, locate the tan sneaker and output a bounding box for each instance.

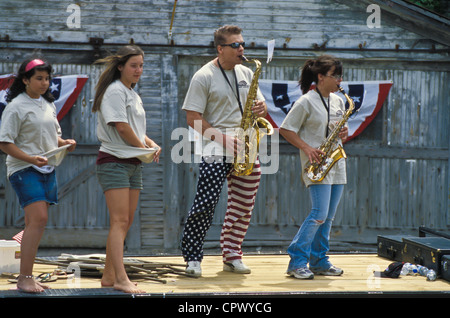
[223,259,251,274]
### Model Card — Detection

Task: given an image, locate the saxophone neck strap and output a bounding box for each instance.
[316,88,330,138]
[217,59,243,114]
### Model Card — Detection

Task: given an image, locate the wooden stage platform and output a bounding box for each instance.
[1,253,449,299]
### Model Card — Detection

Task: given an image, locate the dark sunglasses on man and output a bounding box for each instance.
[221,42,245,49]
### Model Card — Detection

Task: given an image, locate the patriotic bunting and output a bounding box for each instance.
[0,74,88,125]
[259,80,393,142]
[12,230,23,244]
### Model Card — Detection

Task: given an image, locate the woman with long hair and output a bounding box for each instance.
[93,45,160,293]
[0,58,76,293]
[280,55,348,279]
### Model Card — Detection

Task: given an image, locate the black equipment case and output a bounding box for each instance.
[402,236,450,276]
[441,255,450,282]
[377,235,413,261]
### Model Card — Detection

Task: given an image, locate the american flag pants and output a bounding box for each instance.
[181,156,261,263]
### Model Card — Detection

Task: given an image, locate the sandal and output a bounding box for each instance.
[2,272,19,283]
[52,269,75,280]
[36,273,57,283]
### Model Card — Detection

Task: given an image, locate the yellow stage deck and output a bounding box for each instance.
[1,253,449,298]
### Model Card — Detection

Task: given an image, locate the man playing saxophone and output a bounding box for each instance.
[279,55,348,280]
[180,25,267,277]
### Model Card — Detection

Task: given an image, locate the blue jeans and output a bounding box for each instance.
[9,167,58,209]
[287,184,344,272]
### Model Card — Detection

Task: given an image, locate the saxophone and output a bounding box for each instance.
[305,87,355,182]
[232,56,274,176]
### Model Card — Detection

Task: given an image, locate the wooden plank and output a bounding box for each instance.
[1,254,449,295]
[58,163,96,200]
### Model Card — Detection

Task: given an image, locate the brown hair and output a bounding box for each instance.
[213,25,242,51]
[299,54,342,94]
[92,45,144,112]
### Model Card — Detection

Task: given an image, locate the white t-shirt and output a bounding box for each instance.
[0,93,61,177]
[182,60,265,157]
[96,80,147,157]
[280,89,347,187]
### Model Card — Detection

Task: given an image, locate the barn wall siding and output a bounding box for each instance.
[0,0,448,254]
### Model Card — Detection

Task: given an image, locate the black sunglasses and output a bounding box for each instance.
[220,42,245,49]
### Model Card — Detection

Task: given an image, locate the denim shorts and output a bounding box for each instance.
[9,167,58,209]
[96,162,143,192]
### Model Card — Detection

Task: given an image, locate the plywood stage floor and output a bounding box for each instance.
[1,253,449,299]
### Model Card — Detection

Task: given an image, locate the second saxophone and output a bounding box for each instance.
[304,87,355,182]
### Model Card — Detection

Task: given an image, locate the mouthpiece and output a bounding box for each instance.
[241,55,249,62]
[338,86,346,94]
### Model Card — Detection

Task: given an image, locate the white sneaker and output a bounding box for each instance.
[287,267,314,279]
[223,259,251,274]
[186,261,202,277]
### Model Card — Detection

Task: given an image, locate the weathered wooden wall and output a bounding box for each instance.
[0,0,448,254]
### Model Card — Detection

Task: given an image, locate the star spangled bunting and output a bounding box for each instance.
[0,74,88,123]
[259,80,393,142]
[0,74,15,121]
[12,230,23,244]
[49,75,89,120]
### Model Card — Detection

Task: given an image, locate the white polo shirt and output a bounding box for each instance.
[96,80,147,157]
[280,89,347,187]
[0,93,61,177]
[182,60,264,157]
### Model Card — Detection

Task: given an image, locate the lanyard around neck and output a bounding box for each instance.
[316,88,330,138]
[217,59,243,114]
